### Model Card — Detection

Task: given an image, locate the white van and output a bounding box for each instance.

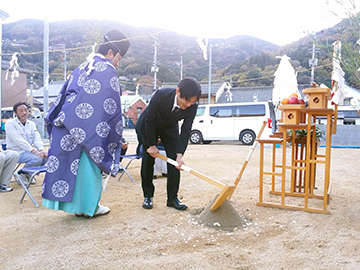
[189,101,276,145]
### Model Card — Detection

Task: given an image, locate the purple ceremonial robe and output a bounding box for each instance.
[42,54,123,202]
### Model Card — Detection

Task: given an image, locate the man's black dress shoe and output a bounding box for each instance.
[167,197,187,211]
[142,197,153,209]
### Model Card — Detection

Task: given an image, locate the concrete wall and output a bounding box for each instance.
[1,70,27,107]
[318,124,360,147]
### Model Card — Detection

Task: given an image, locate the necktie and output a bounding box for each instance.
[172,107,180,114]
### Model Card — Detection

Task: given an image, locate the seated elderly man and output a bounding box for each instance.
[5,102,47,184]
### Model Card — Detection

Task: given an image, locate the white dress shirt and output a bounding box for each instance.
[5,117,44,154]
[171,94,180,112]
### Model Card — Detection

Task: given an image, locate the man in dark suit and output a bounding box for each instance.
[136,77,201,210]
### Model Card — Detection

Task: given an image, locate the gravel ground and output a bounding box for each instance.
[1,129,360,269]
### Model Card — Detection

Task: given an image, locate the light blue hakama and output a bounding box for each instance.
[42,151,102,217]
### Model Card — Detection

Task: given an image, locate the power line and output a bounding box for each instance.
[0,29,170,58]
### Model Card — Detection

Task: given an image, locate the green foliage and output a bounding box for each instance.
[248,52,278,69]
[3,14,360,92]
[122,62,150,76]
[246,68,262,79]
[311,3,360,89]
[289,127,325,142]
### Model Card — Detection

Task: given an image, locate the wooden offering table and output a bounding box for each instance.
[256,88,334,213]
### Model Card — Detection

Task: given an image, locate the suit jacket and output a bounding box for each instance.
[136,87,198,154]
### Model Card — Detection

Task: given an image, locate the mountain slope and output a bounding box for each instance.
[2,19,280,91]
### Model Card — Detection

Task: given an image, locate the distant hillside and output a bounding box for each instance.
[1,19,279,93]
[220,17,360,89]
[3,17,358,92]
[277,16,360,89]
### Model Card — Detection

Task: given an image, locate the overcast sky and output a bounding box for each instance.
[1,0,359,46]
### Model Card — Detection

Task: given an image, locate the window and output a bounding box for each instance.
[136,107,143,120]
[1,110,13,119]
[210,106,232,117]
[209,104,266,117]
[196,107,205,116]
[238,104,266,116]
[343,98,351,106]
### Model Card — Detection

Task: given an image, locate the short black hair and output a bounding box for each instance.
[97,43,117,56]
[178,77,202,101]
[13,102,29,113]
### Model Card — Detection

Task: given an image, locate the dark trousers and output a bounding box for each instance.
[137,131,180,201]
[120,147,127,162]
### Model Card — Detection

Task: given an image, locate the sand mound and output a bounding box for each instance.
[195,196,247,230]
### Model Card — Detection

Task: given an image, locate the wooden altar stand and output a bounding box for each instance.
[256,87,334,214]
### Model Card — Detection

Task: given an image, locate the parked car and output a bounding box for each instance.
[189,101,276,145]
[1,107,14,133]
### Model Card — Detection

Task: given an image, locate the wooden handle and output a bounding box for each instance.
[148,149,234,211]
[227,120,268,201]
[153,151,226,189]
[234,120,267,186]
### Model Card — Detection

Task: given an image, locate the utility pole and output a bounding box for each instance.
[208,44,212,104]
[0,10,10,118]
[308,35,319,83]
[63,44,67,80]
[151,35,159,91]
[29,76,34,108]
[175,56,183,80]
[180,56,183,80]
[43,18,49,117]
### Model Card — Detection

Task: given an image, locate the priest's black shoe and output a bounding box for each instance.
[167,197,187,211]
[142,197,153,209]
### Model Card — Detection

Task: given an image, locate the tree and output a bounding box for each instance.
[314,1,360,89]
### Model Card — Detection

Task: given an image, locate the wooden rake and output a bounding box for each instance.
[154,152,236,211]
